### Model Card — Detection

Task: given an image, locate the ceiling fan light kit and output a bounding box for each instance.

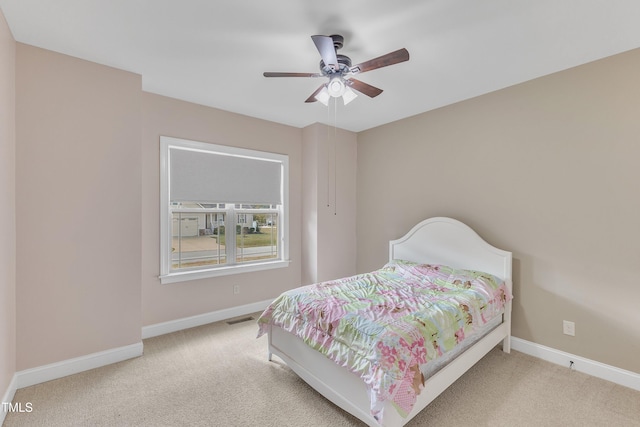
[263,34,409,106]
[314,79,358,106]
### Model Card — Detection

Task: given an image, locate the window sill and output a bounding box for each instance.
[159,259,291,284]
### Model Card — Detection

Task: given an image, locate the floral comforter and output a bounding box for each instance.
[257,260,512,423]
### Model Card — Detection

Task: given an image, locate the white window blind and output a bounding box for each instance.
[170,147,282,204]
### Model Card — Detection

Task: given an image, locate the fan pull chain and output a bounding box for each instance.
[326,101,331,209]
[324,98,339,215]
[333,98,337,216]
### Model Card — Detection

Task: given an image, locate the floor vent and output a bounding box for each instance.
[226,316,254,325]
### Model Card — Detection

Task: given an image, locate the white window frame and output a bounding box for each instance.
[159,136,289,284]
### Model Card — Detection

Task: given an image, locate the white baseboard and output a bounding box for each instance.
[511,337,640,391]
[141,298,273,339]
[15,342,143,389]
[1,373,18,425]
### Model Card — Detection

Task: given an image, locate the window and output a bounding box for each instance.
[160,136,289,284]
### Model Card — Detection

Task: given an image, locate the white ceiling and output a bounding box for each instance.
[2,0,640,132]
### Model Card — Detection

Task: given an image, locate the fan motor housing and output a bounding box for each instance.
[320,54,352,76]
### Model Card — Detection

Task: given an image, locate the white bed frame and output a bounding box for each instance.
[265,217,513,427]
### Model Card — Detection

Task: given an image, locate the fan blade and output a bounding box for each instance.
[311,35,338,69]
[304,85,326,103]
[350,48,409,74]
[263,72,321,78]
[346,78,383,98]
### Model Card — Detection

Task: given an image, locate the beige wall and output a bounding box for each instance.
[141,92,302,326]
[357,49,640,373]
[15,44,143,370]
[302,123,357,285]
[0,8,16,397]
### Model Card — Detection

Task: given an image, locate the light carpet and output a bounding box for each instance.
[4,314,640,426]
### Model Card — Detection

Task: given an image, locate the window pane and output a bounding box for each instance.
[236,212,279,263]
[171,212,226,270]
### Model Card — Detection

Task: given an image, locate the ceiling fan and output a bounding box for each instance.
[263,34,409,105]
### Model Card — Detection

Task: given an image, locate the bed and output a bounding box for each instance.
[257,217,513,426]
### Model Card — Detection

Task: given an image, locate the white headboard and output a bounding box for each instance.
[389,217,512,283]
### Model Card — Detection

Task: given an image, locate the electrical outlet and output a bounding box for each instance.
[563,320,575,336]
[233,285,240,295]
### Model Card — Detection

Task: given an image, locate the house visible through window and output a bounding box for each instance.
[160,136,289,284]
